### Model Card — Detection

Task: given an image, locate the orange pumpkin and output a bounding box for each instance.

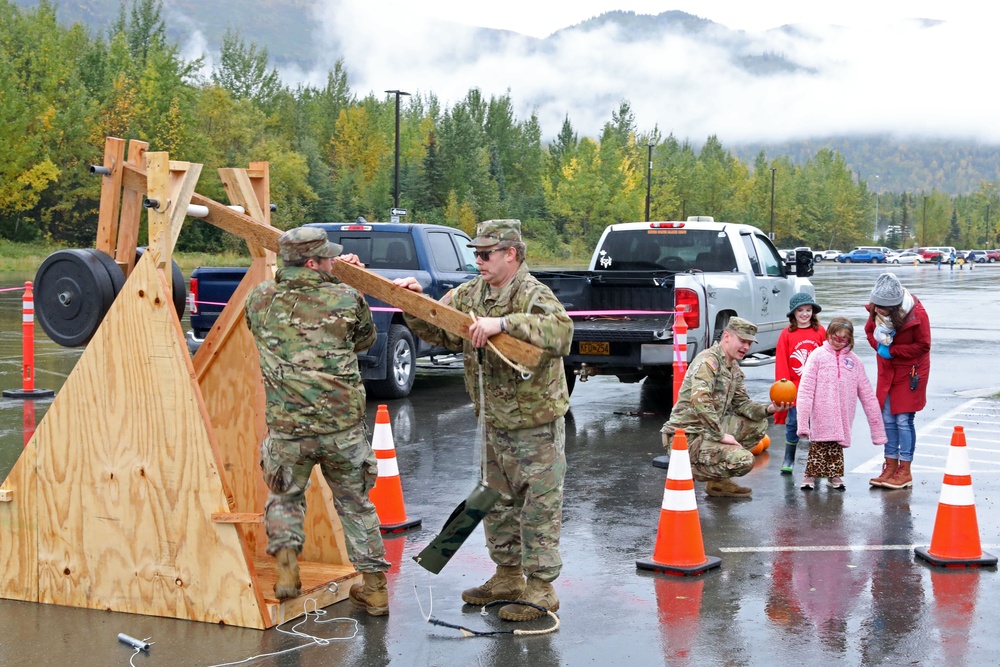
[770,378,797,404]
[761,434,771,450]
[751,438,766,455]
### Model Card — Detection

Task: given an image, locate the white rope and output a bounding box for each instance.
[205,598,359,667]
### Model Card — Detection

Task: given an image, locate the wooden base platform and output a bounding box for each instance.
[253,557,361,626]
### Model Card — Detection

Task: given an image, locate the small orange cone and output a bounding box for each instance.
[915,426,997,567]
[369,404,421,534]
[637,429,721,575]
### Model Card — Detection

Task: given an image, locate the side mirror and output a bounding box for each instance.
[794,249,814,277]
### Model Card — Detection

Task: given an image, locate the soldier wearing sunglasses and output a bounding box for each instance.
[394,219,573,622]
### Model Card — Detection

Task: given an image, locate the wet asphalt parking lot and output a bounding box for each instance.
[2,261,999,666]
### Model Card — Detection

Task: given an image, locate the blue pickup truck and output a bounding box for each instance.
[188,221,479,398]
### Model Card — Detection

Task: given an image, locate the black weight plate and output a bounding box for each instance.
[134,248,186,319]
[33,249,116,347]
[82,248,126,296]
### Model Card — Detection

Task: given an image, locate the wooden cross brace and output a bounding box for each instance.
[116,160,545,369]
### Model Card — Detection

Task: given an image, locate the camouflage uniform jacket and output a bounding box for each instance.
[404,263,573,431]
[244,266,376,438]
[664,343,770,442]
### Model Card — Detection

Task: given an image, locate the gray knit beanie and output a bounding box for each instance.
[870,273,904,307]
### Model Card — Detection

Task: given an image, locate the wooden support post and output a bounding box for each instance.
[145,154,201,294]
[114,140,148,278]
[94,137,125,257]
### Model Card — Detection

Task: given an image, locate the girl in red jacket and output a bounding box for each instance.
[796,318,887,490]
[864,273,931,489]
[775,292,827,474]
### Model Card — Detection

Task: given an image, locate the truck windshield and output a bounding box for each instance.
[595,229,738,272]
[333,232,419,270]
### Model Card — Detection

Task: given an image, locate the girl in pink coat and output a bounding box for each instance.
[796,317,887,490]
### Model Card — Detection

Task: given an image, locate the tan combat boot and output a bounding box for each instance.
[461,565,525,605]
[349,571,389,616]
[881,460,913,489]
[869,458,899,487]
[498,577,559,621]
[273,548,301,600]
[706,478,752,497]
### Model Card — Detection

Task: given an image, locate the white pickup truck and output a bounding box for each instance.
[534,217,816,393]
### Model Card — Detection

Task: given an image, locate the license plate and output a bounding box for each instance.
[579,341,610,355]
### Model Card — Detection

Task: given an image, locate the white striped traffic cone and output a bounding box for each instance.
[369,404,421,534]
[915,426,997,567]
[637,429,721,575]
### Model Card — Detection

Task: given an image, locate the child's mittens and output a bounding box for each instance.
[877,343,893,359]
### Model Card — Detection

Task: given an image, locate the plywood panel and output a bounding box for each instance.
[0,436,39,601]
[29,253,267,627]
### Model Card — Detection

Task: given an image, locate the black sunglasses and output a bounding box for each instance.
[473,248,506,261]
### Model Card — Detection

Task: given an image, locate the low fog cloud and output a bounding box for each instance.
[294,2,999,145]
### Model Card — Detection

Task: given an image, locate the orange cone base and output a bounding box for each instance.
[914,546,997,568]
[379,516,422,534]
[636,555,721,576]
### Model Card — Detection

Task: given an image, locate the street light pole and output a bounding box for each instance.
[645,143,653,222]
[922,195,927,247]
[874,175,880,239]
[385,89,410,210]
[769,167,776,240]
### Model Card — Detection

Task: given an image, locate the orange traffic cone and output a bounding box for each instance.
[369,404,421,534]
[915,426,997,567]
[637,429,721,575]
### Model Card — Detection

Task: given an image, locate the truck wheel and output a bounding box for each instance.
[712,312,733,344]
[368,324,416,399]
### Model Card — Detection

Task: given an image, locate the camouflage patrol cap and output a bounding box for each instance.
[467,219,522,248]
[278,227,343,262]
[726,316,758,343]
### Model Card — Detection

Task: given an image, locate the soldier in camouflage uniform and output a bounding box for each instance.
[661,317,790,498]
[394,219,573,621]
[244,227,391,615]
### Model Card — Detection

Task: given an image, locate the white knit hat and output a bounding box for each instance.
[870,273,904,307]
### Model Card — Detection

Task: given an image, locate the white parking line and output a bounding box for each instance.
[852,397,1000,474]
[719,544,1000,553]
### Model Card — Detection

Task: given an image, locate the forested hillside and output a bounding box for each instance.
[3,0,999,258]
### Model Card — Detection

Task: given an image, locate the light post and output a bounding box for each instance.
[645,143,653,222]
[385,89,410,210]
[874,175,880,239]
[769,167,776,240]
[922,195,927,247]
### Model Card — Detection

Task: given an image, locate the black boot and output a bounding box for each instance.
[780,442,797,475]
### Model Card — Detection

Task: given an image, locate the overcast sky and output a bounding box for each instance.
[278,1,1000,145]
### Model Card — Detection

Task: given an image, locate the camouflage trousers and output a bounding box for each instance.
[663,414,767,482]
[260,421,389,573]
[483,417,566,582]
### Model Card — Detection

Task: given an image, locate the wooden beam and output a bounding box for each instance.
[115,140,148,277]
[94,137,125,257]
[119,162,545,369]
[211,513,264,524]
[328,261,545,369]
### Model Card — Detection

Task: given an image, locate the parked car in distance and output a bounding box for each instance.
[890,251,926,264]
[966,250,991,263]
[920,246,956,262]
[836,247,887,263]
[814,249,842,261]
[987,250,1000,262]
